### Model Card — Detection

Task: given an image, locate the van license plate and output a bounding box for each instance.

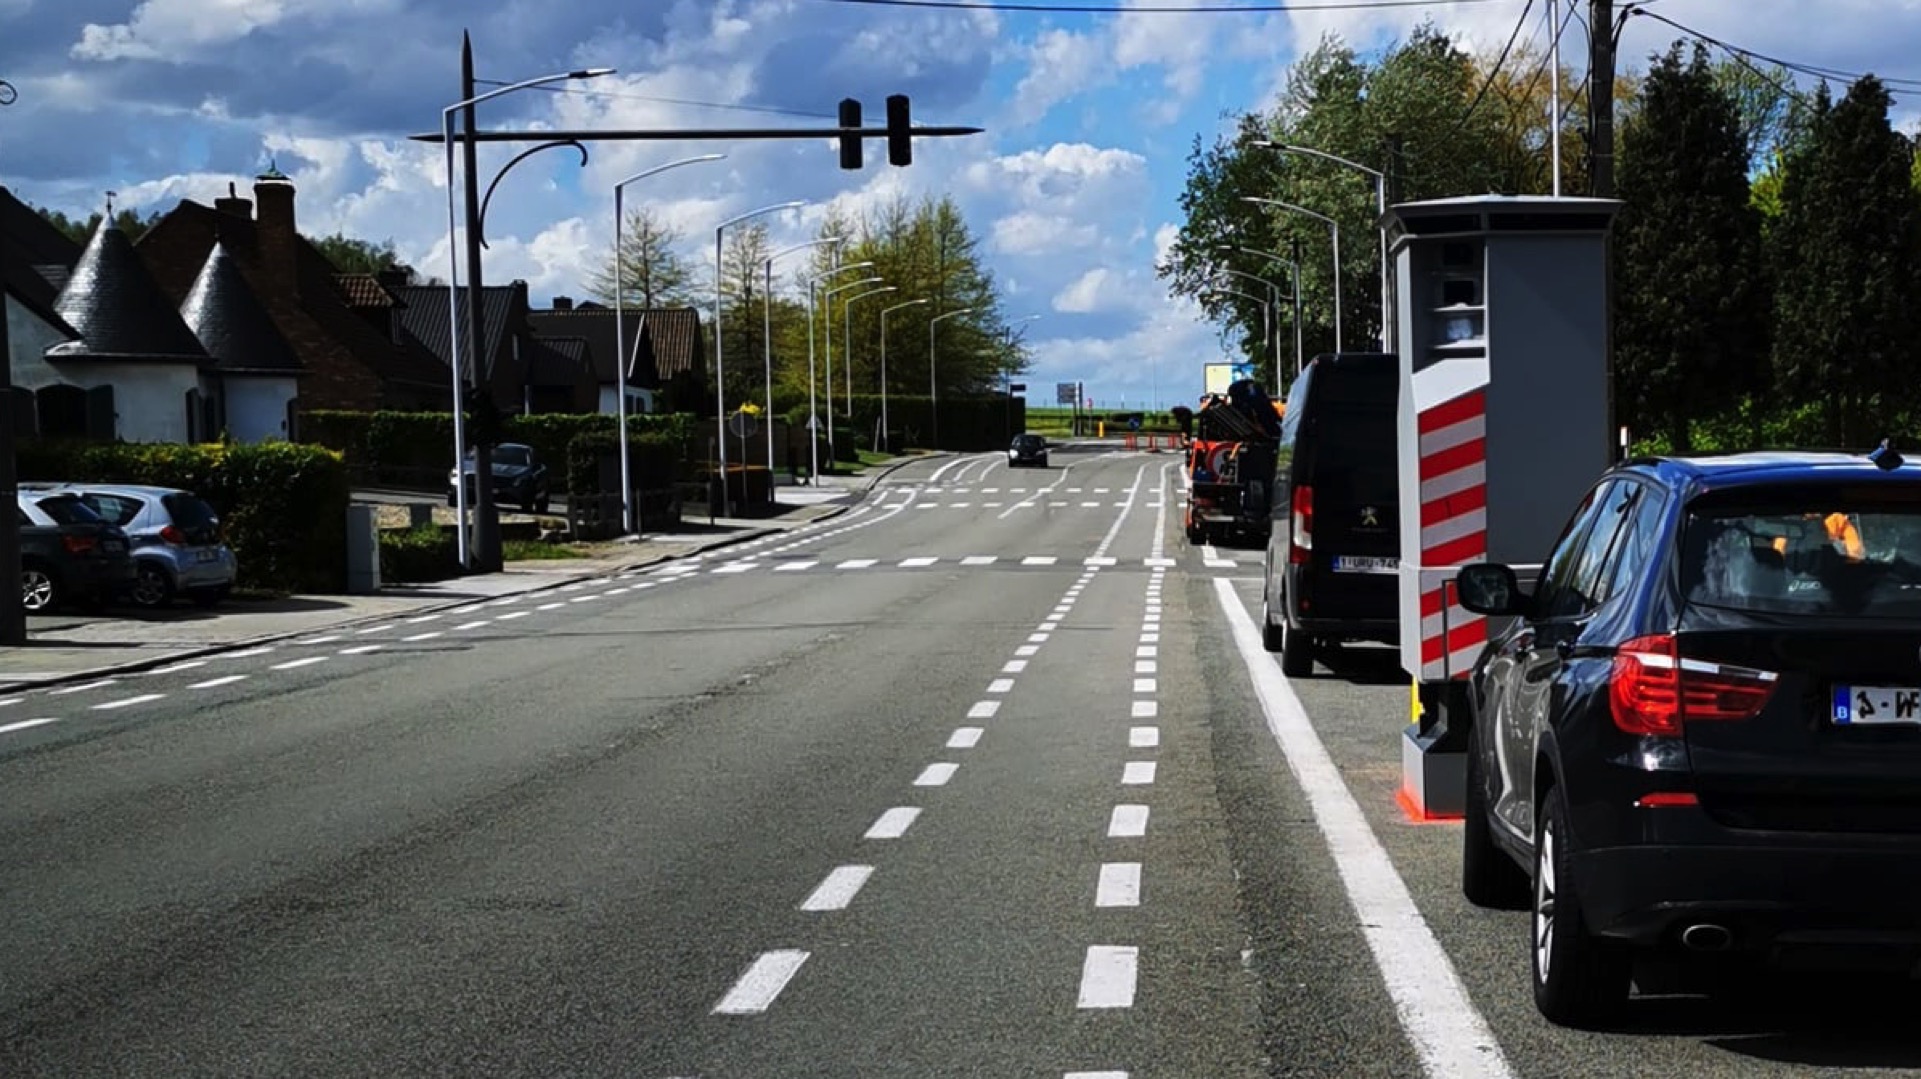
[1332,556,1397,575]
[1832,685,1921,726]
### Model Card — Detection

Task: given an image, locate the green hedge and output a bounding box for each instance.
[300,410,697,492]
[18,440,350,592]
[565,430,683,496]
[379,525,460,584]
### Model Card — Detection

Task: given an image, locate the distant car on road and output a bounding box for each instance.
[1008,434,1049,468]
[1458,448,1921,1027]
[449,442,551,513]
[15,490,135,613]
[67,484,237,609]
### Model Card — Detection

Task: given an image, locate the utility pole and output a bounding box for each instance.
[0,75,23,645]
[460,34,502,572]
[1589,0,1618,198]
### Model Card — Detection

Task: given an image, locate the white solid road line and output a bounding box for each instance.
[914,762,960,787]
[272,656,328,671]
[948,727,984,749]
[1121,761,1157,785]
[713,950,811,1015]
[189,675,247,689]
[1077,946,1139,1009]
[864,807,922,839]
[1096,863,1143,908]
[799,865,876,912]
[0,717,60,735]
[968,701,1001,719]
[1108,804,1150,838]
[1129,726,1160,748]
[92,694,165,711]
[1214,579,1514,1079]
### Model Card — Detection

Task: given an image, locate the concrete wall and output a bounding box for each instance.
[225,376,299,443]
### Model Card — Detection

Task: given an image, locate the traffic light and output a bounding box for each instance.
[886,94,912,167]
[1009,383,1027,393]
[838,98,863,170]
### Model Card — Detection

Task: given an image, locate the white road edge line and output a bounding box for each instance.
[799,865,875,912]
[1213,578,1514,1079]
[1077,946,1138,1009]
[712,950,810,1015]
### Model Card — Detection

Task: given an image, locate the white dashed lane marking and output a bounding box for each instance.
[864,807,922,840]
[968,701,1001,719]
[1108,805,1150,838]
[713,950,810,1015]
[92,694,165,711]
[189,675,247,690]
[50,679,116,696]
[947,727,984,749]
[913,763,959,787]
[1077,946,1139,1009]
[798,866,875,912]
[1129,726,1160,748]
[341,644,384,655]
[1122,761,1157,785]
[272,657,328,671]
[0,717,59,735]
[1096,863,1142,908]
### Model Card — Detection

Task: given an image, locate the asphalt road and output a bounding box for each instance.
[4,446,1921,1077]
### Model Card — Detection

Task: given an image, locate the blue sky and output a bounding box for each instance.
[2,0,1916,409]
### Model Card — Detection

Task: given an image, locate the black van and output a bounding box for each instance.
[1262,353,1400,676]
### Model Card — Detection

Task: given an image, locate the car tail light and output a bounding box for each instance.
[1289,485,1314,565]
[1635,792,1700,808]
[1609,634,1778,737]
[160,525,186,545]
[62,534,97,555]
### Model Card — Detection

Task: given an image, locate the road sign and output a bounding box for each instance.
[1009,382,1026,393]
[728,412,760,439]
[1204,362,1256,395]
[1056,382,1076,404]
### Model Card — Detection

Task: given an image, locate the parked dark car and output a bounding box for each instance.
[1008,433,1049,468]
[16,491,135,613]
[67,484,237,609]
[1457,448,1921,1027]
[449,442,551,513]
[1261,353,1400,675]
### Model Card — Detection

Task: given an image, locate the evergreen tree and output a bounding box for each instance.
[1613,43,1769,451]
[1772,77,1921,445]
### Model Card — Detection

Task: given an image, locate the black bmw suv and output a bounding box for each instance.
[1457,448,1921,1027]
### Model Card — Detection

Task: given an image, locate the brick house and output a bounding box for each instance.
[527,296,709,416]
[387,281,595,415]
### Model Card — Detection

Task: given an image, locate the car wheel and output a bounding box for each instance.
[1463,745,1530,910]
[1279,609,1314,678]
[21,562,58,613]
[1262,589,1286,653]
[190,586,231,609]
[1532,788,1631,1027]
[130,563,174,609]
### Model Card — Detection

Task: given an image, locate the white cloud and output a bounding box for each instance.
[992,211,1099,257]
[1053,267,1130,314]
[73,0,400,61]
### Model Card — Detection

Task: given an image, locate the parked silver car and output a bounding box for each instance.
[63,485,238,609]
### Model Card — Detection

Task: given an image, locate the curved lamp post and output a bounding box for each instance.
[1254,141,1389,351]
[841,285,898,446]
[806,262,877,474]
[763,236,845,474]
[443,65,612,568]
[612,153,726,533]
[713,200,804,512]
[879,298,929,452]
[1242,195,1342,355]
[927,306,977,451]
[1212,266,1279,374]
[1219,244,1303,378]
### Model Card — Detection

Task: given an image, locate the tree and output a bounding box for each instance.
[1772,76,1921,445]
[36,204,162,245]
[1613,43,1770,452]
[715,222,776,411]
[585,206,694,310]
[312,233,416,279]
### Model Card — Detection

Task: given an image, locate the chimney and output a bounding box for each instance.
[253,165,297,295]
[214,181,252,220]
[553,296,573,311]
[375,268,409,290]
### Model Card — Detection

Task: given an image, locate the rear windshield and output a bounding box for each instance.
[1683,502,1921,618]
[162,494,219,529]
[35,495,104,526]
[494,446,532,466]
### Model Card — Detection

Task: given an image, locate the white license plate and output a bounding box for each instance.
[196,549,220,563]
[1832,685,1921,725]
[1332,556,1398,575]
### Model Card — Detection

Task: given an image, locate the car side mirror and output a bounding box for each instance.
[1457,563,1525,617]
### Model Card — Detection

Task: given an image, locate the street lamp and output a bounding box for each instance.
[1254,141,1390,351]
[443,65,613,567]
[763,236,845,475]
[1217,244,1302,383]
[1242,196,1342,354]
[807,262,877,473]
[1211,266,1279,373]
[879,298,930,453]
[713,200,804,513]
[612,152,725,534]
[841,285,898,449]
[928,306,977,451]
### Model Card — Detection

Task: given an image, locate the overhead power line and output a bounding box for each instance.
[809,0,1503,12]
[1631,10,1921,94]
[1453,0,1538,133]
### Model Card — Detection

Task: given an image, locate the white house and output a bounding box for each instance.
[180,241,303,442]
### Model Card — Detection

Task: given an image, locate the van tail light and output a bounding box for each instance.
[61,534,97,555]
[1289,485,1314,565]
[160,525,186,545]
[1608,634,1778,737]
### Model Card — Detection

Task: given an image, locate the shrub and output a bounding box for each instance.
[18,440,350,592]
[299,410,698,493]
[564,430,682,496]
[379,525,460,583]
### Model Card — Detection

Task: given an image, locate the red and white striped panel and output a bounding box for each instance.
[1416,388,1488,680]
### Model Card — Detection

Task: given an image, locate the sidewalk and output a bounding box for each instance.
[0,458,929,693]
